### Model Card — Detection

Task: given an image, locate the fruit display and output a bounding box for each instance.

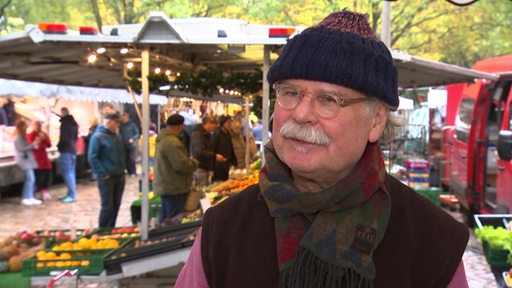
[475,226,512,250]
[0,229,82,272]
[51,237,120,251]
[0,234,44,273]
[249,158,262,171]
[22,236,122,276]
[180,209,202,224]
[209,171,259,196]
[15,229,87,247]
[87,226,140,241]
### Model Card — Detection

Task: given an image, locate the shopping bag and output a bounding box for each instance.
[184,188,202,212]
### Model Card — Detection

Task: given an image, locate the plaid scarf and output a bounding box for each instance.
[260,141,390,288]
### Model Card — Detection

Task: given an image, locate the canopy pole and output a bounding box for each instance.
[381,1,392,48]
[140,49,150,241]
[262,45,271,166]
[127,85,143,122]
[244,95,251,173]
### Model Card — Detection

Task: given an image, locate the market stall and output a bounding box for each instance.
[0,156,262,286]
[0,222,200,287]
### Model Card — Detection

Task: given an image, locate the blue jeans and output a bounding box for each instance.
[22,169,35,200]
[97,175,125,227]
[159,194,187,223]
[59,153,76,198]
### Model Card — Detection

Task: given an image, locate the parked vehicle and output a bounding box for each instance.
[443,54,512,225]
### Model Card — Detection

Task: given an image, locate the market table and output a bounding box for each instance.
[28,222,201,287]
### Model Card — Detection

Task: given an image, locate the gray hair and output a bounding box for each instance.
[364,98,404,143]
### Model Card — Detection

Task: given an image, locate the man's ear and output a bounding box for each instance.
[368,104,388,143]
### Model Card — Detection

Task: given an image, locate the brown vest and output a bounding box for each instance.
[201,175,469,288]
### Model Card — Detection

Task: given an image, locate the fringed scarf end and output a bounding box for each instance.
[278,248,374,288]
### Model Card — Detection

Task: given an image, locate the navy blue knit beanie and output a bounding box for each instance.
[267,10,399,109]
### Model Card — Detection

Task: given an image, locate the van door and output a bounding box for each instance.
[450,97,473,204]
[496,80,512,212]
[450,81,485,210]
[480,81,509,212]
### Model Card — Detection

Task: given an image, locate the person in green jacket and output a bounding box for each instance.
[153,114,197,223]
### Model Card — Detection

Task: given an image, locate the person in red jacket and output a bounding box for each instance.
[27,120,53,201]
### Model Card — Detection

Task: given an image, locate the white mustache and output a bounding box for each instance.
[279,121,331,146]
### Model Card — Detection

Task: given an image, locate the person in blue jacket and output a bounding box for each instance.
[120,112,140,177]
[87,111,126,228]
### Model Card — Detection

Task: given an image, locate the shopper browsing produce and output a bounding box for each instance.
[176,10,469,287]
[153,114,197,223]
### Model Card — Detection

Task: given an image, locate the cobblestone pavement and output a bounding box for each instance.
[0,174,501,287]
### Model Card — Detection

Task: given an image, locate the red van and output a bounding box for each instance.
[444,54,512,225]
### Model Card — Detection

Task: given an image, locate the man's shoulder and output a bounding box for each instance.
[385,174,468,236]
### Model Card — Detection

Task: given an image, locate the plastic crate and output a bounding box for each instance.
[415,187,441,205]
[22,251,106,276]
[474,214,512,230]
[482,241,510,267]
[404,159,430,169]
[138,180,153,192]
[19,229,87,248]
[82,226,140,241]
[22,237,132,277]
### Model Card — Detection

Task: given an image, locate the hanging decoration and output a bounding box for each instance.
[126,66,263,98]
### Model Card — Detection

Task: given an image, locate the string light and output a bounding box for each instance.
[126,62,134,69]
[87,54,97,63]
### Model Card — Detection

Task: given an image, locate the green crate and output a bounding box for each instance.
[483,241,510,267]
[19,229,87,248]
[81,227,140,240]
[22,252,105,276]
[21,237,134,277]
[415,188,441,205]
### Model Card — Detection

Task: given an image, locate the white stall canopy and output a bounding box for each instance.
[0,78,168,105]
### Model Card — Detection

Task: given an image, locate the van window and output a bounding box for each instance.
[455,98,475,143]
[509,101,512,130]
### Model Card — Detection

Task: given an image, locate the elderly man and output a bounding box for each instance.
[88,112,126,228]
[176,10,469,288]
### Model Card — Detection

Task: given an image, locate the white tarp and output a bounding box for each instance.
[0,78,168,105]
[398,96,414,110]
